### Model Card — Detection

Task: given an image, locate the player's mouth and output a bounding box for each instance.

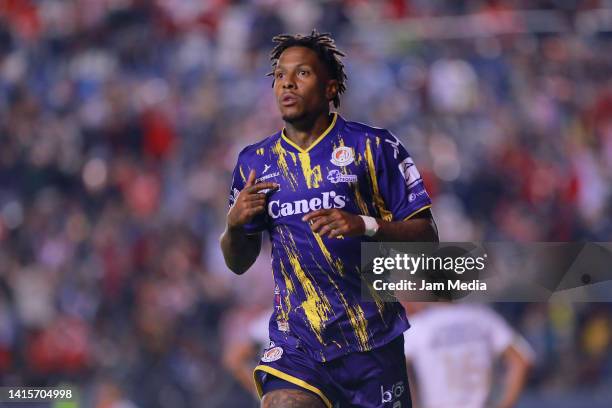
[281,93,299,106]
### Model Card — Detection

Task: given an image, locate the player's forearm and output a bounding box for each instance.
[496,367,527,408]
[374,218,438,242]
[220,226,261,274]
[496,347,531,408]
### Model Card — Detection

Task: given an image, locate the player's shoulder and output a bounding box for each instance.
[236,131,282,161]
[341,118,403,153]
[343,118,394,140]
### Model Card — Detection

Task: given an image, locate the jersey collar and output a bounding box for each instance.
[280,113,339,154]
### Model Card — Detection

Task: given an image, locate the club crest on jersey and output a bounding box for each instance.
[331,146,354,166]
[327,169,357,184]
[262,346,283,362]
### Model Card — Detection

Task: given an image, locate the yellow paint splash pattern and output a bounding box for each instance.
[309,255,352,348]
[324,267,371,351]
[311,230,344,276]
[287,150,297,166]
[272,140,298,190]
[287,254,332,344]
[256,148,264,156]
[278,227,333,344]
[351,184,370,215]
[298,152,322,189]
[276,262,294,323]
[345,303,370,351]
[279,261,295,295]
[364,138,393,221]
[358,265,386,321]
[339,163,369,216]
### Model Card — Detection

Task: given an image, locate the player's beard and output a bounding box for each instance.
[280,107,308,123]
[281,107,325,129]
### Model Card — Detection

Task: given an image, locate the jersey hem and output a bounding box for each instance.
[269,317,410,363]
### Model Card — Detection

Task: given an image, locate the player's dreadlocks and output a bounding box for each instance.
[269,30,347,108]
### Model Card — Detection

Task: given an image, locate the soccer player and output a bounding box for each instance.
[220,31,438,408]
[403,303,534,408]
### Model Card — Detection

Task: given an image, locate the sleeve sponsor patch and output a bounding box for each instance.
[398,157,422,188]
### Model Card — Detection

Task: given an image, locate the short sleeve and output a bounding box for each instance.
[229,153,268,234]
[481,308,536,361]
[375,132,432,221]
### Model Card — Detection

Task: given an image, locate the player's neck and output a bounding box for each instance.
[283,112,333,151]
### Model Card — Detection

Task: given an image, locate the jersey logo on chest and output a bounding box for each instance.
[268,191,346,219]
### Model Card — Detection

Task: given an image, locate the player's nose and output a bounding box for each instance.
[282,80,295,89]
[281,74,296,89]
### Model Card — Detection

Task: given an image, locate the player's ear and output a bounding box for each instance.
[326,79,339,102]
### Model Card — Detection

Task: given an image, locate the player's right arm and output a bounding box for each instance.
[220,169,278,274]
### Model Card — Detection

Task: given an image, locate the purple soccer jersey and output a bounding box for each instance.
[229,114,432,362]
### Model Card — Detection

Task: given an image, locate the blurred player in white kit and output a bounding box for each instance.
[403,303,534,408]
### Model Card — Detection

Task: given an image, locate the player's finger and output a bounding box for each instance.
[245,169,256,187]
[309,216,334,233]
[247,198,266,208]
[255,182,280,193]
[245,182,279,194]
[317,224,330,236]
[318,220,342,237]
[302,209,331,222]
[329,226,346,239]
[309,216,331,232]
[243,193,267,201]
[246,206,265,216]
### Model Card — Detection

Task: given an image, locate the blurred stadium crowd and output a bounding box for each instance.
[0,0,611,407]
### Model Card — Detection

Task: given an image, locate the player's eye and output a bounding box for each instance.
[275,72,284,79]
[298,70,310,77]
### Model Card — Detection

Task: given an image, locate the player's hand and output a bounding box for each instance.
[302,209,365,238]
[227,169,278,230]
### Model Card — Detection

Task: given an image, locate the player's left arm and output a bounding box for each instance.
[486,309,535,408]
[496,343,533,408]
[304,132,438,241]
[302,207,437,241]
[373,208,438,241]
